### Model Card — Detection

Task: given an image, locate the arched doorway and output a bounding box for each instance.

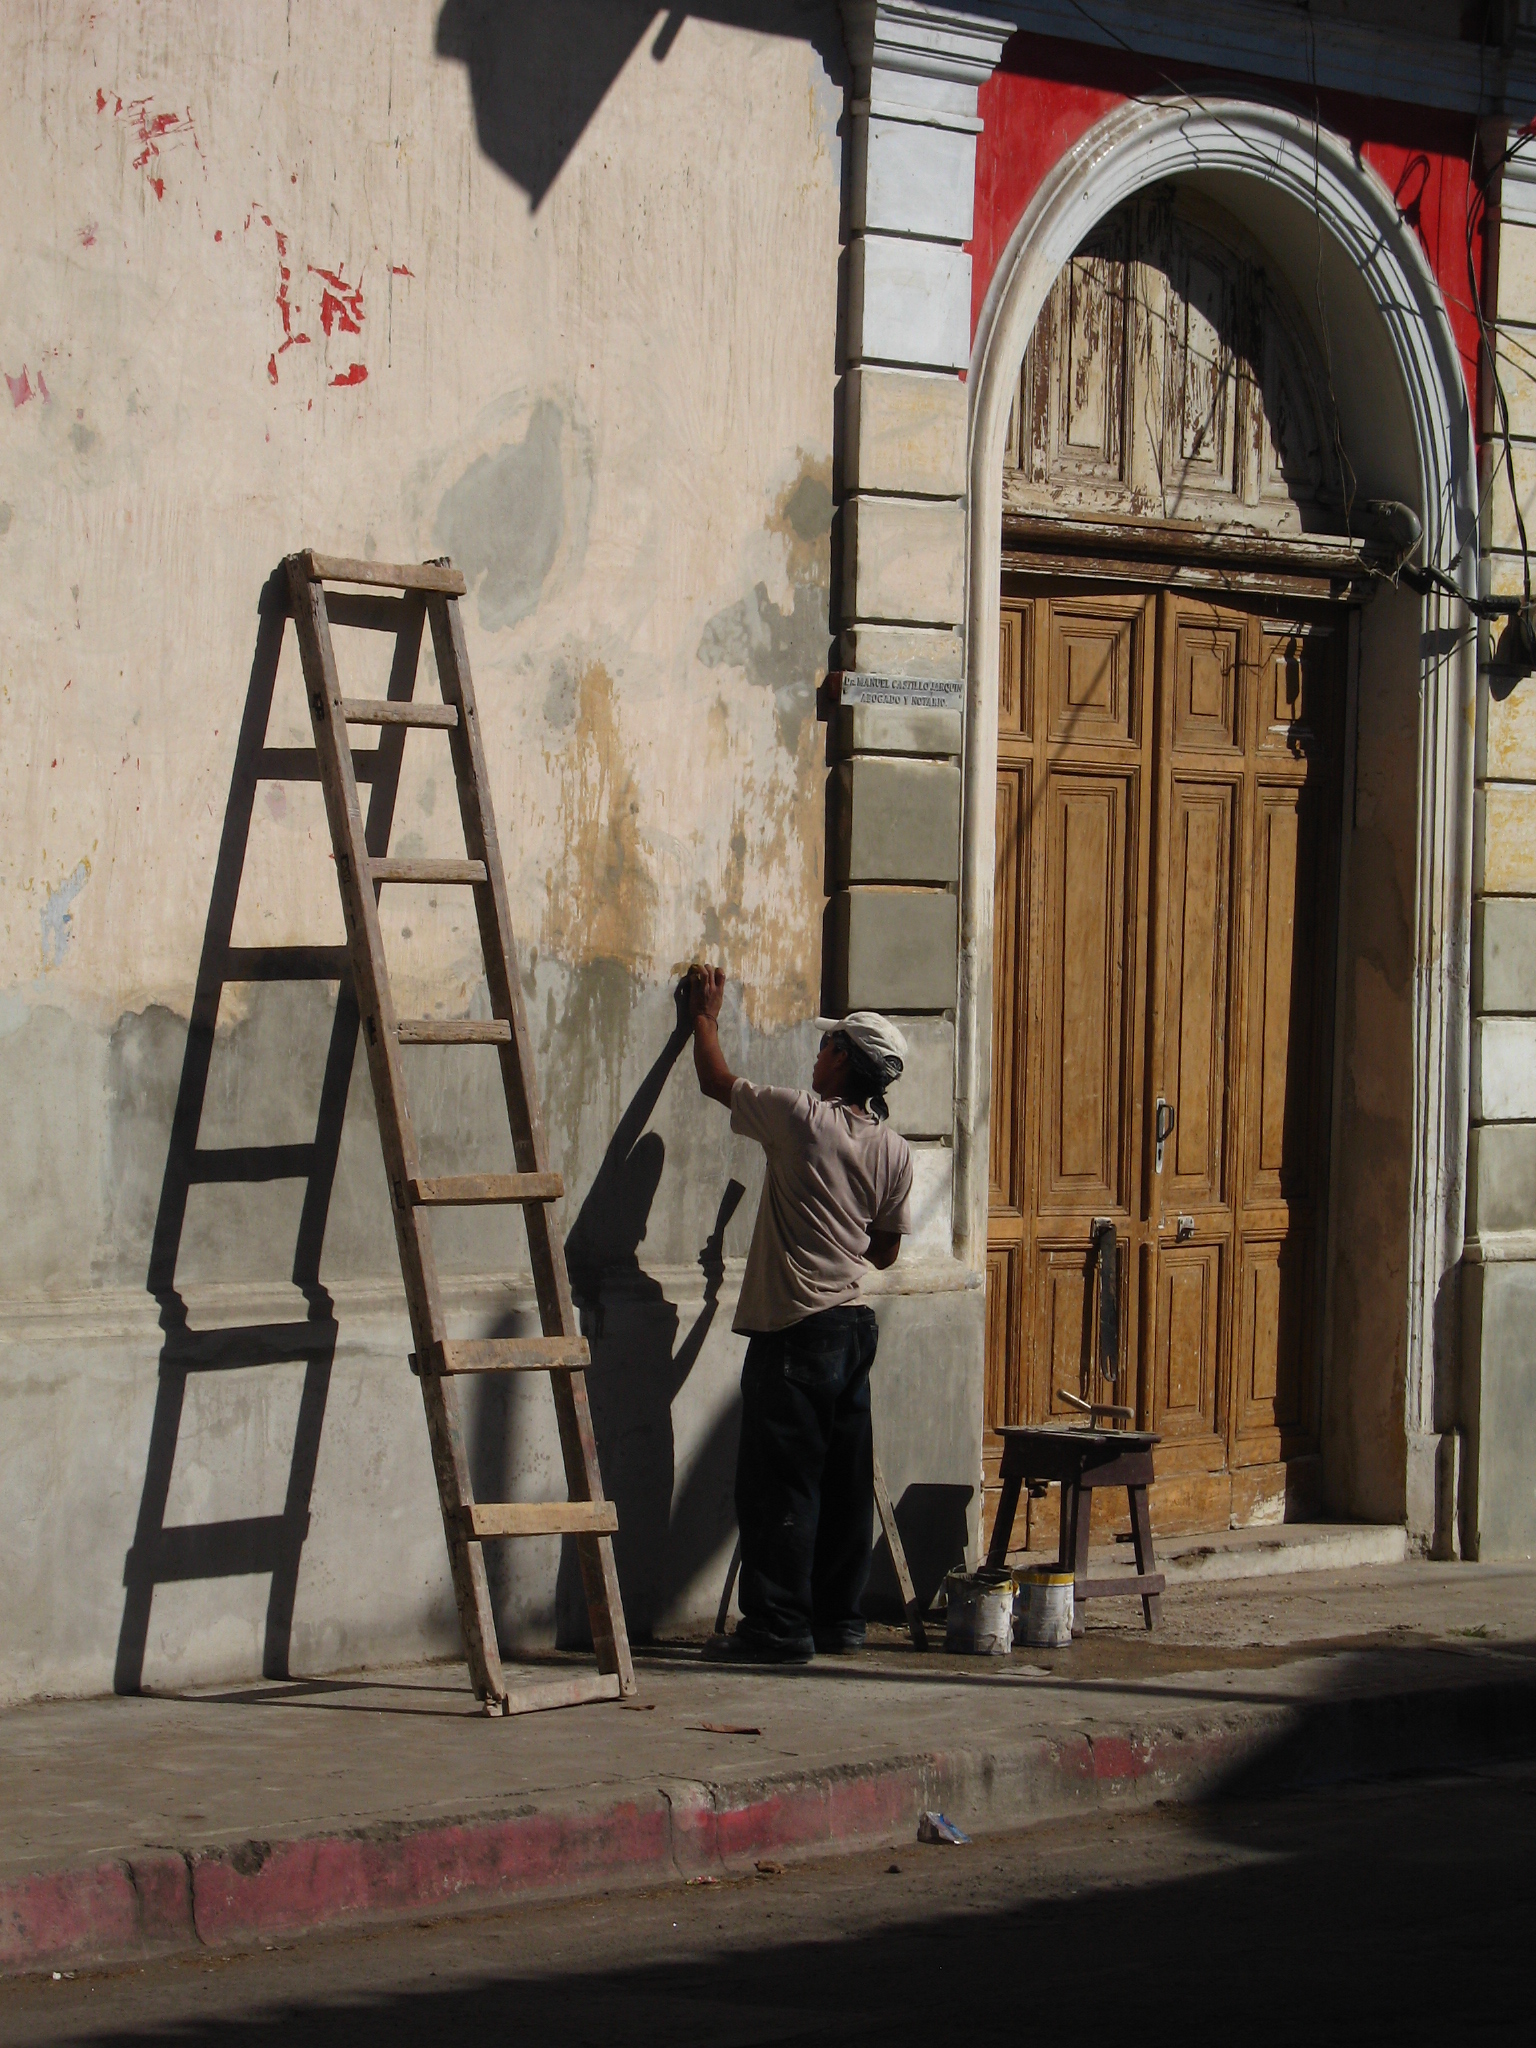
[985,193,1359,1538]
[957,100,1477,1553]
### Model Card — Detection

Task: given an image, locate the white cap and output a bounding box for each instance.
[812,1010,908,1080]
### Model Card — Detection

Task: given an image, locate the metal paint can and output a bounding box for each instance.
[943,1567,1014,1655]
[1016,1566,1074,1648]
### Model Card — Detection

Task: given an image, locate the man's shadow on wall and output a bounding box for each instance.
[557,984,745,1642]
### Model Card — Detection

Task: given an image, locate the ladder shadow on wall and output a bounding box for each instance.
[115,570,420,1693]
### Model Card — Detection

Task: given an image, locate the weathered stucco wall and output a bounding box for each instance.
[0,2,981,1705]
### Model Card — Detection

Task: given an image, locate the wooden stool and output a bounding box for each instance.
[985,1425,1165,1630]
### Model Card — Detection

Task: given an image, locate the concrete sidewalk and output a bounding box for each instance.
[2,1558,1533,1978]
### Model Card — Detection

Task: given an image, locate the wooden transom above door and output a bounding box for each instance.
[1003,192,1347,538]
[986,581,1347,1546]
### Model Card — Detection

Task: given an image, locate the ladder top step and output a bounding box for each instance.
[396,1018,512,1045]
[370,857,487,885]
[341,697,458,728]
[416,1335,591,1376]
[457,1500,618,1540]
[408,1172,564,1207]
[298,550,467,596]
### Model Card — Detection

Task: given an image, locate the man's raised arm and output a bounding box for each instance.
[687,965,738,1107]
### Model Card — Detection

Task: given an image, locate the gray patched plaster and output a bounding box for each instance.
[40,860,90,970]
[696,581,828,750]
[435,399,565,630]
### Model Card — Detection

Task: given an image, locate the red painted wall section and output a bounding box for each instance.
[971,35,1485,423]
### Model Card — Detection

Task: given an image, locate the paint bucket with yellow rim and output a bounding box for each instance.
[1016,1566,1074,1648]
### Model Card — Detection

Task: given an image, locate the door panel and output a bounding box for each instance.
[1172,617,1243,752]
[990,767,1025,1210]
[1041,774,1133,1209]
[988,580,1342,1542]
[1234,1231,1311,1443]
[1150,1243,1222,1444]
[1047,604,1140,746]
[1247,782,1322,1201]
[985,588,1153,1542]
[1162,783,1234,1206]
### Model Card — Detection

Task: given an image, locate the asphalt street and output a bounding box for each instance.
[3,1762,1531,2045]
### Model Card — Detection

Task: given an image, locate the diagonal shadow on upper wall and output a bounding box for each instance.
[435,1,845,209]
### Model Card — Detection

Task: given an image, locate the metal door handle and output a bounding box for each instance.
[1154,1098,1175,1174]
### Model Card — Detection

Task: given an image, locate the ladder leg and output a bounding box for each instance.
[550,1368,636,1694]
[418,1373,507,1703]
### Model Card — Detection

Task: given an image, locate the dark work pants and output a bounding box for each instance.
[735,1304,880,1648]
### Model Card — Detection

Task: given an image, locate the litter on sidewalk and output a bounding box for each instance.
[918,1811,972,1846]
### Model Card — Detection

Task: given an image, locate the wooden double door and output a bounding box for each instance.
[986,578,1347,1543]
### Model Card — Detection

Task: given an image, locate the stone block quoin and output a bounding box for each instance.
[825,4,1014,1213]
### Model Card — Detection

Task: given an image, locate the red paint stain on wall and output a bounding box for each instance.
[96,91,200,201]
[391,264,414,278]
[6,368,34,408]
[971,36,1485,419]
[310,265,364,337]
[248,218,370,391]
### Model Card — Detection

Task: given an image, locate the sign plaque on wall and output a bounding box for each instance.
[835,671,963,710]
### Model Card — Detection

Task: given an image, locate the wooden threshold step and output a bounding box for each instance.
[457,1501,618,1539]
[413,1335,591,1376]
[407,1172,564,1207]
[396,1018,512,1045]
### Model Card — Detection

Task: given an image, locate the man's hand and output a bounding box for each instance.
[687,964,725,1024]
[684,965,736,1107]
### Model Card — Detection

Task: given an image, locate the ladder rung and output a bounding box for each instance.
[369,857,486,884]
[492,1672,622,1717]
[396,1018,512,1045]
[340,698,458,729]
[457,1501,618,1540]
[300,550,467,595]
[407,1172,564,1206]
[416,1336,591,1376]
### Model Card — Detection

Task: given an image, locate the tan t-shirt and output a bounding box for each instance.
[729,1079,914,1334]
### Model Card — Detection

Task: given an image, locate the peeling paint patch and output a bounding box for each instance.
[97,92,200,201]
[41,860,90,970]
[542,663,656,979]
[696,454,833,753]
[697,582,827,749]
[310,264,364,338]
[434,400,565,631]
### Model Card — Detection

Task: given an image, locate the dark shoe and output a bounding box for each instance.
[702,1627,814,1666]
[813,1628,866,1655]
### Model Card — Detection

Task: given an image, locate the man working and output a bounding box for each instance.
[685,965,913,1663]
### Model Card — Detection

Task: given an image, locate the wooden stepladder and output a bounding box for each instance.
[284,550,635,1716]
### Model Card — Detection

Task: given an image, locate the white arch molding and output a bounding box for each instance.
[955,96,1478,1532]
